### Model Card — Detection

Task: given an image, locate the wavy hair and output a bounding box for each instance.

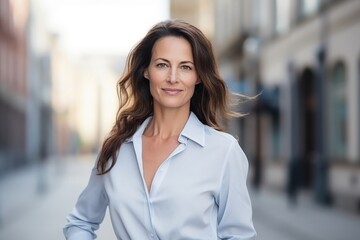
[97,20,244,174]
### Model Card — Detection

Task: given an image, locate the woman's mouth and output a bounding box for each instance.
[162,88,182,95]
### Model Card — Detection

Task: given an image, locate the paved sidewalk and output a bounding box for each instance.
[251,188,360,240]
[0,155,116,240]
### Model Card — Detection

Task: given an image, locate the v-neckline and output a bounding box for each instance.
[142,135,180,193]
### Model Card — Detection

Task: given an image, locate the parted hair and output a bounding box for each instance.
[97,20,243,174]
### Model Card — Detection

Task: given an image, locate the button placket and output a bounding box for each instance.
[146,141,187,240]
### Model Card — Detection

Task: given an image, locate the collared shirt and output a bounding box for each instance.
[63,112,256,240]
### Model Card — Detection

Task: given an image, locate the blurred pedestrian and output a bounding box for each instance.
[63,20,256,239]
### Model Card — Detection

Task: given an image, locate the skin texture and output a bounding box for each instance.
[142,36,200,191]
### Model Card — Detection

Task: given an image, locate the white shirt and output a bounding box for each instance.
[63,112,256,240]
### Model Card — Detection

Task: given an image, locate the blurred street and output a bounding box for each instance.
[0,155,116,240]
[0,155,359,240]
[251,188,360,240]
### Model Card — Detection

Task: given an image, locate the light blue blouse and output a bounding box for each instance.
[63,112,256,239]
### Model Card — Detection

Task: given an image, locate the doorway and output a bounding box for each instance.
[298,68,316,188]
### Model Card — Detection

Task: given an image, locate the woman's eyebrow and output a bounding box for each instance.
[154,58,170,63]
[154,58,194,65]
[180,60,195,65]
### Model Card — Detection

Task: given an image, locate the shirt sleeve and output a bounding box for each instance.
[216,140,257,240]
[63,162,109,240]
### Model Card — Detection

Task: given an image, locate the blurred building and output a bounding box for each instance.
[0,0,29,174]
[170,0,215,41]
[51,53,121,153]
[171,0,360,212]
[1,0,84,176]
[26,0,55,170]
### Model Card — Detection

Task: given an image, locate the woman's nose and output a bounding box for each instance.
[167,68,178,83]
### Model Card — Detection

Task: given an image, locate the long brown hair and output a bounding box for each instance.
[97,20,243,174]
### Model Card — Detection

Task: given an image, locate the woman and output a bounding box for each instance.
[64,20,256,239]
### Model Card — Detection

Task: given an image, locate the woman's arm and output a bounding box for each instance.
[216,140,257,240]
[63,163,109,240]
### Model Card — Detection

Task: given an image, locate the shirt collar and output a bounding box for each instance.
[124,117,151,143]
[125,112,206,147]
[180,112,205,147]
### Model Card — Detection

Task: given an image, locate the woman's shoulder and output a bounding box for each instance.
[203,125,239,146]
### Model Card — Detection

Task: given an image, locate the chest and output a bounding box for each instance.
[105,142,224,239]
[105,142,224,200]
[142,136,180,191]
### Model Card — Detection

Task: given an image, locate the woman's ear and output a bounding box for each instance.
[144,69,149,80]
[196,78,201,84]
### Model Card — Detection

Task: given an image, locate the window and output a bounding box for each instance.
[358,57,360,159]
[272,86,281,159]
[300,0,320,18]
[275,0,291,34]
[329,62,347,160]
[272,117,280,159]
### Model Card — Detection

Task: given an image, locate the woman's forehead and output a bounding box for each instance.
[151,36,193,61]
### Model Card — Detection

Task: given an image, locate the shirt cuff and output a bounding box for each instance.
[64,226,94,240]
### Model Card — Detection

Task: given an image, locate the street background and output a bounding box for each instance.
[1,0,360,239]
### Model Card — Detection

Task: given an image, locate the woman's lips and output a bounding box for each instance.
[162,88,182,95]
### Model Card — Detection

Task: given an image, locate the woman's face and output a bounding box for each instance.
[144,36,199,112]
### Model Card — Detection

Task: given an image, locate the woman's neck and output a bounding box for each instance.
[144,108,190,139]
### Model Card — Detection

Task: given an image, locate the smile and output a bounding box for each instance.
[162,88,183,95]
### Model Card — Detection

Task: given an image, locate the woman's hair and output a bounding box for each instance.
[97,19,244,174]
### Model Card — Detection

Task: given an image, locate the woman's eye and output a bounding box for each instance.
[156,63,167,68]
[180,65,192,70]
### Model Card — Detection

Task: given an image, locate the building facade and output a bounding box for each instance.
[214,0,360,211]
[0,0,29,173]
[260,0,360,210]
[170,0,215,41]
[0,0,76,177]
